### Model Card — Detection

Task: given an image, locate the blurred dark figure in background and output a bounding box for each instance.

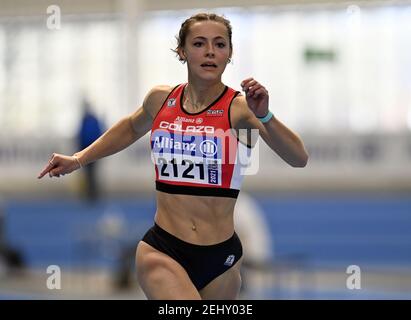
[78,99,104,202]
[0,198,25,274]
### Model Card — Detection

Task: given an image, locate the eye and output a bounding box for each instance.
[193,42,203,47]
[217,42,226,48]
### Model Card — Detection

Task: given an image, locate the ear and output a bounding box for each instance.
[227,49,233,64]
[178,48,186,61]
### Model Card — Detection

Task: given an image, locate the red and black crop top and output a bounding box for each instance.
[150,83,251,199]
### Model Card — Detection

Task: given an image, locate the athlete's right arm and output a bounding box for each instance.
[38,85,171,179]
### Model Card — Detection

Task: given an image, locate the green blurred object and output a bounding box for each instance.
[304,47,336,63]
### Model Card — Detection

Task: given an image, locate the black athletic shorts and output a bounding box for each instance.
[141,223,243,291]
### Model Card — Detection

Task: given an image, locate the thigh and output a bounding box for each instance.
[199,258,243,300]
[136,241,202,300]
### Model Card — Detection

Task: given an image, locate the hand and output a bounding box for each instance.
[241,78,269,117]
[37,153,81,179]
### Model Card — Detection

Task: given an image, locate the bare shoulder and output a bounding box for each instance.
[230,94,258,130]
[142,85,173,119]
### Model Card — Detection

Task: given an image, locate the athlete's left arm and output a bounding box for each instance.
[232,78,308,167]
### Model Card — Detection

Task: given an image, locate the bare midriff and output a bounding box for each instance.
[154,191,237,245]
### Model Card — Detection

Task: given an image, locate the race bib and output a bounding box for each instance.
[151,130,223,186]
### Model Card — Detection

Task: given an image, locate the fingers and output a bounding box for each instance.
[37,153,62,179]
[38,166,63,179]
[37,160,56,179]
[241,78,268,98]
[241,78,257,93]
[250,87,268,98]
[49,168,64,178]
[37,167,50,179]
[241,78,254,87]
[243,83,268,99]
[246,84,262,96]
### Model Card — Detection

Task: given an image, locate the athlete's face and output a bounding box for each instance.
[180,21,232,82]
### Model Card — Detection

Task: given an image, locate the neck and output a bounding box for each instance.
[185,76,225,111]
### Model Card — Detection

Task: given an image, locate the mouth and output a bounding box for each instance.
[201,63,217,69]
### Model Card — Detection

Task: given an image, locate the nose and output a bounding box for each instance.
[205,42,215,57]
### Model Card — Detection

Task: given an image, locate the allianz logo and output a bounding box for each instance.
[153,136,217,156]
[175,116,195,123]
